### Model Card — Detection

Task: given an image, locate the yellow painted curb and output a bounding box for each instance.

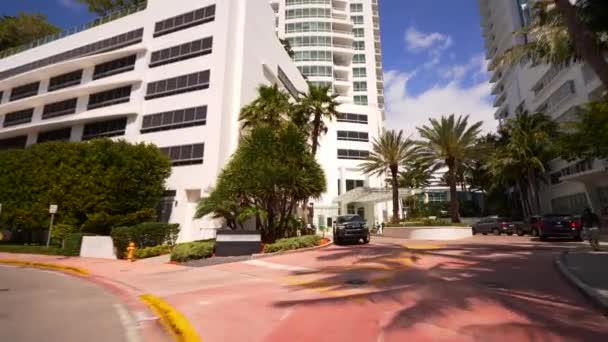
[0,259,90,276]
[139,294,201,342]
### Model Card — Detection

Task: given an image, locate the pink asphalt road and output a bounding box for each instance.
[165,236,608,342]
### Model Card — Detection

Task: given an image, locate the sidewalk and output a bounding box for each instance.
[556,250,608,315]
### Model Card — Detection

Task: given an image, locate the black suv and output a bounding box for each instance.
[333,215,370,245]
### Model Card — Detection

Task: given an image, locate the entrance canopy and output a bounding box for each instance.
[336,187,415,205]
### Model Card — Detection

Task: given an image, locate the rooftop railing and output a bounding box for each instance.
[0,1,147,60]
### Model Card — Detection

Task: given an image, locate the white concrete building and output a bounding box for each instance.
[478,0,608,216]
[0,0,309,242]
[270,0,388,227]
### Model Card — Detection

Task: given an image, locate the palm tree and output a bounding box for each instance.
[239,84,292,129]
[399,160,437,189]
[499,0,608,90]
[294,84,340,157]
[360,130,417,224]
[417,114,482,223]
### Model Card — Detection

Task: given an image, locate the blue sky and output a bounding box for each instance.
[1,0,496,135]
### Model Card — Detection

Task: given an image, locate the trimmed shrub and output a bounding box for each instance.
[264,235,321,253]
[0,245,64,255]
[50,224,77,248]
[170,241,214,262]
[63,233,85,256]
[111,222,180,258]
[135,245,172,259]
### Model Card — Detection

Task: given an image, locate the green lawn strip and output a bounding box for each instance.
[0,245,64,255]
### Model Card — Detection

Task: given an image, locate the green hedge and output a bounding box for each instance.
[0,245,64,255]
[135,245,172,259]
[264,235,321,253]
[111,222,179,259]
[170,241,214,262]
[63,233,85,256]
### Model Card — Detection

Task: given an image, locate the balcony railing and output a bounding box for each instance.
[0,1,148,60]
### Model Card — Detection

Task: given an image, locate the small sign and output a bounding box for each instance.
[49,205,58,214]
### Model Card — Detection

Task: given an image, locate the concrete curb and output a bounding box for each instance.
[555,252,608,316]
[0,259,90,276]
[139,294,202,342]
[252,239,333,259]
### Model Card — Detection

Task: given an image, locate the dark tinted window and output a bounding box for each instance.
[154,5,216,37]
[141,106,207,133]
[88,86,132,110]
[146,70,210,100]
[0,135,27,150]
[37,127,72,143]
[3,108,34,127]
[150,37,213,68]
[0,28,143,81]
[337,113,368,124]
[48,70,83,92]
[82,118,127,140]
[10,82,39,101]
[159,143,205,166]
[337,149,369,160]
[337,131,369,142]
[93,55,136,80]
[42,98,78,119]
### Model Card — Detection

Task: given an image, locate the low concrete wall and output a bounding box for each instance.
[383,227,472,240]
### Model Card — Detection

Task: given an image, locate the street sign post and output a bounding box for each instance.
[46,204,58,248]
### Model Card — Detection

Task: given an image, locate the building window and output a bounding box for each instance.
[353,28,365,37]
[286,0,330,5]
[338,130,369,142]
[353,67,367,78]
[551,193,589,214]
[309,81,332,88]
[338,149,369,160]
[353,81,367,92]
[278,67,299,99]
[37,127,72,144]
[427,192,448,203]
[536,80,576,113]
[346,179,364,191]
[294,50,332,62]
[82,118,127,140]
[337,113,368,124]
[48,70,83,92]
[141,106,207,134]
[357,207,365,220]
[154,5,216,38]
[10,82,39,101]
[285,8,331,19]
[3,108,34,127]
[353,41,365,50]
[93,55,137,80]
[350,3,364,12]
[146,70,210,100]
[0,28,144,81]
[297,65,332,77]
[156,190,176,223]
[285,22,331,33]
[0,135,27,151]
[286,36,332,47]
[354,95,368,105]
[88,86,132,110]
[42,98,78,120]
[150,37,213,68]
[352,54,366,64]
[347,204,356,215]
[160,144,205,166]
[351,16,364,25]
[0,91,3,103]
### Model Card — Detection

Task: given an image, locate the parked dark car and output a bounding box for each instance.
[536,214,582,241]
[517,216,542,237]
[333,215,370,245]
[472,217,520,235]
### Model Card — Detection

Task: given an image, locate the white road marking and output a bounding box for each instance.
[135,311,160,322]
[243,259,317,273]
[114,304,142,342]
[280,308,293,321]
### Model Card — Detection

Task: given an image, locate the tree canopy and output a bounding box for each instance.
[0,140,172,234]
[559,101,608,160]
[76,0,144,16]
[0,13,60,52]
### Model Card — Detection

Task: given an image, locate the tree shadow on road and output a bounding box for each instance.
[273,238,608,341]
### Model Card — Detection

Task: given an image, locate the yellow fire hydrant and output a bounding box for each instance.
[127,242,136,262]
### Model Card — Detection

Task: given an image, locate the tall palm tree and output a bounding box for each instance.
[239,84,292,129]
[417,114,482,223]
[360,130,417,224]
[294,84,340,157]
[499,0,608,90]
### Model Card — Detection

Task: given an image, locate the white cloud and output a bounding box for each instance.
[404,27,453,68]
[384,69,497,139]
[441,53,489,81]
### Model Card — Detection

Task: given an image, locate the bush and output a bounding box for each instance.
[135,245,172,259]
[50,224,77,247]
[170,241,214,262]
[111,223,180,259]
[264,235,321,253]
[0,139,171,235]
[63,233,85,256]
[0,244,64,255]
